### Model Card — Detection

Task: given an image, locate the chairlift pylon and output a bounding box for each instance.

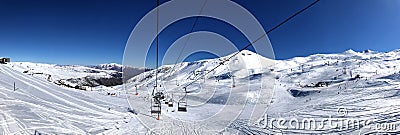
[135,85,138,95]
[232,75,236,88]
[149,0,161,120]
[189,71,196,80]
[151,98,161,114]
[168,94,173,107]
[164,93,169,104]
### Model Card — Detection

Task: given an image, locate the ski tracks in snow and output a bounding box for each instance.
[0,65,137,134]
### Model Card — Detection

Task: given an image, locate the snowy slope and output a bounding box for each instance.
[8,62,125,89]
[125,49,400,134]
[0,64,146,134]
[1,49,400,134]
[9,62,116,80]
[91,63,124,72]
[242,49,400,134]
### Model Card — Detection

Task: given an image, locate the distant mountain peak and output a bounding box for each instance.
[391,49,400,53]
[362,49,372,53]
[98,63,122,67]
[343,49,357,54]
[90,63,123,72]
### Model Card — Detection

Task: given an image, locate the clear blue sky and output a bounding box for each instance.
[0,0,399,65]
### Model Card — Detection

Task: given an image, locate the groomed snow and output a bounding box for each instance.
[1,49,400,134]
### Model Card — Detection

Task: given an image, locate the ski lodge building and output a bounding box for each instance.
[0,57,10,64]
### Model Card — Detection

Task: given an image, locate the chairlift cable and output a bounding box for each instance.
[169,0,208,77]
[155,0,160,95]
[183,0,321,88]
[149,0,162,119]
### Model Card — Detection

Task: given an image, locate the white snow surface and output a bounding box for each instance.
[9,62,118,82]
[0,64,145,134]
[1,49,400,134]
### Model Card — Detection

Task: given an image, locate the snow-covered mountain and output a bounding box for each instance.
[260,49,400,134]
[0,63,146,134]
[125,49,400,134]
[90,63,124,72]
[1,49,400,134]
[8,62,126,89]
[89,63,150,81]
[127,50,274,86]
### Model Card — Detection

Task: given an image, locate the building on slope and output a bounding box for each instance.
[0,57,10,64]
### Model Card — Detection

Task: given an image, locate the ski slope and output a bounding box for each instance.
[126,49,400,134]
[0,64,145,134]
[235,49,400,134]
[1,49,400,134]
[9,62,118,81]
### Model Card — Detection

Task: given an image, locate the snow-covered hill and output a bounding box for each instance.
[89,63,150,82]
[0,64,146,134]
[1,49,400,134]
[125,49,400,134]
[254,49,400,134]
[90,63,124,72]
[7,62,129,90]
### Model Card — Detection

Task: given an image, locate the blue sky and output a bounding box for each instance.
[0,0,399,66]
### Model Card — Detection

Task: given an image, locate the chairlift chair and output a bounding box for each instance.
[178,87,187,112]
[167,94,174,107]
[150,98,161,114]
[178,100,187,112]
[164,94,169,104]
[168,98,174,107]
[154,91,165,100]
[150,86,162,118]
